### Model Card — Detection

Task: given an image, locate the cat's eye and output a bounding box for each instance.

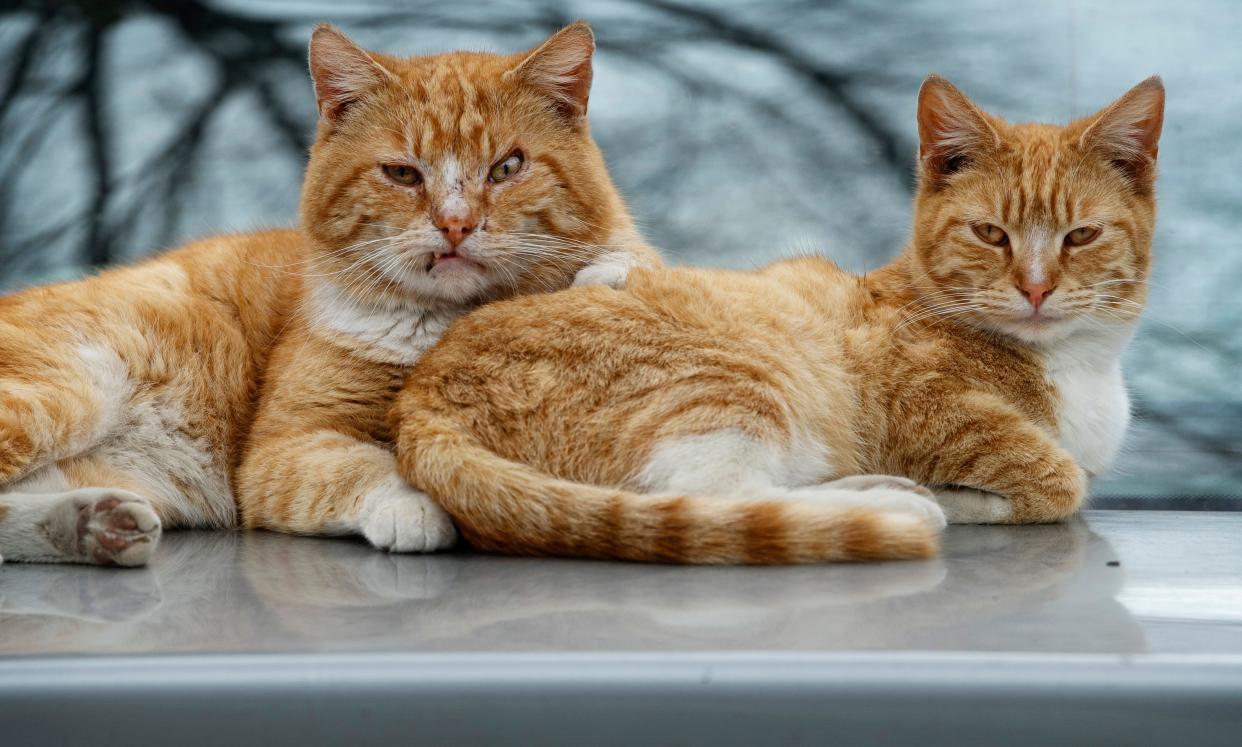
[1064,226,1101,247]
[972,223,1009,247]
[489,150,524,183]
[382,164,422,186]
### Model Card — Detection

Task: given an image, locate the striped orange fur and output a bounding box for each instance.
[392,76,1164,564]
[0,22,658,566]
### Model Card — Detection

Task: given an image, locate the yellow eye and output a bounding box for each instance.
[382,164,422,186]
[1065,226,1101,247]
[489,150,524,183]
[972,223,1009,247]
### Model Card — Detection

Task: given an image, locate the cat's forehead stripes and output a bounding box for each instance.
[996,132,1082,229]
[380,53,514,164]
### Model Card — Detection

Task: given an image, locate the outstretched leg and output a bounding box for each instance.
[0,458,164,566]
[1,344,169,565]
[0,488,160,566]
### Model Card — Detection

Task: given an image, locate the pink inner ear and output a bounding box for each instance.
[309,28,391,121]
[916,78,997,182]
[516,26,595,117]
[1083,79,1165,165]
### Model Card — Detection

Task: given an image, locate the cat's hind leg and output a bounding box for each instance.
[0,460,162,566]
[638,429,945,528]
[0,489,160,567]
[0,342,130,485]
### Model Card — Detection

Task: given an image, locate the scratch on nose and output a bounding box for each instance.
[437,156,470,220]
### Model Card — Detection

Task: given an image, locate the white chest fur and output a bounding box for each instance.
[1042,328,1134,476]
[308,280,465,366]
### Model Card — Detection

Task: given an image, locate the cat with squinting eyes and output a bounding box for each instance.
[0,22,659,566]
[392,76,1163,564]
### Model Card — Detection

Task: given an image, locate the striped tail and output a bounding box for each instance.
[396,412,938,565]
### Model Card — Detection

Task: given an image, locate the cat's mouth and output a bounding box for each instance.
[427,249,484,274]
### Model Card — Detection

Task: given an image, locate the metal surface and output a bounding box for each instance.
[2,511,1241,744]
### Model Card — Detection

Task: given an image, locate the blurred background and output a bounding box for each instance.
[0,0,1237,505]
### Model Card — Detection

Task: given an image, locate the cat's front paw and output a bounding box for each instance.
[359,474,458,553]
[572,251,637,289]
[934,487,1014,524]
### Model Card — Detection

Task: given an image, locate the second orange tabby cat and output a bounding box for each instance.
[394,75,1164,564]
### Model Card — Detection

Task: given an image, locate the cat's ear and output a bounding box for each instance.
[509,21,595,120]
[1078,76,1164,189]
[917,75,1002,186]
[308,24,397,122]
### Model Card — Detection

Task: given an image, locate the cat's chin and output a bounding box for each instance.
[977,314,1083,345]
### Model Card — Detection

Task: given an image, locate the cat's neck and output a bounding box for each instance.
[1034,323,1135,372]
[304,276,466,366]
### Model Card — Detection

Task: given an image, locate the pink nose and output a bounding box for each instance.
[435,215,477,248]
[1018,282,1054,310]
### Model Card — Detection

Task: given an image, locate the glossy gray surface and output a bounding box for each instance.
[2,511,1240,657]
[3,511,1242,746]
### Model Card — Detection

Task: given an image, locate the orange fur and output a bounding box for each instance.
[0,22,658,565]
[392,76,1164,564]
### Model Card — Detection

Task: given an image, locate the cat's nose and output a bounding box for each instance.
[435,215,477,248]
[1018,281,1055,310]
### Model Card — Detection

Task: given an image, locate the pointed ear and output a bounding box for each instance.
[917,75,1002,186]
[308,25,397,122]
[1079,76,1164,189]
[509,21,595,119]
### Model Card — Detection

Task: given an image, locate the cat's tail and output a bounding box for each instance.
[396,412,938,565]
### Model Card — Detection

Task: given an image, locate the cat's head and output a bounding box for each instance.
[300,22,629,305]
[909,76,1164,344]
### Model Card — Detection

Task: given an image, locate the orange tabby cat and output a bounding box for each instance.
[0,22,658,566]
[392,76,1163,564]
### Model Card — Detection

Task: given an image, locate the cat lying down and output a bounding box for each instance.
[391,75,1164,564]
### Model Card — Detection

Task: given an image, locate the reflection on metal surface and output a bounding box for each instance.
[8,512,1237,657]
[1119,586,1242,623]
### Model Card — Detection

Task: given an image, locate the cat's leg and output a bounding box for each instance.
[0,464,161,566]
[234,324,457,554]
[0,345,125,486]
[571,240,662,289]
[236,430,457,553]
[898,392,1087,524]
[637,429,945,527]
[0,347,168,565]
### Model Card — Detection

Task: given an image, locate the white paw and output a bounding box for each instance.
[935,487,1013,524]
[794,477,946,530]
[359,474,458,553]
[859,489,947,530]
[823,474,935,498]
[572,251,635,289]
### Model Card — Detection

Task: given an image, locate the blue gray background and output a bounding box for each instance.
[0,0,1238,502]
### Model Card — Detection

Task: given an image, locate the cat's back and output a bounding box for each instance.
[1,228,302,343]
[429,262,832,363]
